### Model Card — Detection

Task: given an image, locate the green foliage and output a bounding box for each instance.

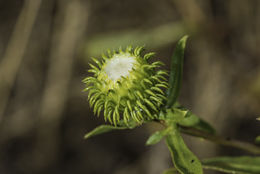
[84,125,128,139]
[83,36,260,174]
[202,156,260,174]
[165,107,215,135]
[84,119,138,139]
[146,128,170,146]
[166,35,188,108]
[165,107,190,123]
[178,112,215,135]
[165,124,203,174]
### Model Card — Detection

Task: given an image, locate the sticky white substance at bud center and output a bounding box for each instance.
[104,53,136,81]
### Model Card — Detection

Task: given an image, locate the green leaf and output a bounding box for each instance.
[164,107,189,123]
[84,125,128,139]
[165,107,215,135]
[202,156,260,174]
[146,128,170,146]
[166,36,189,108]
[84,119,138,139]
[162,168,179,174]
[165,124,203,174]
[179,112,216,135]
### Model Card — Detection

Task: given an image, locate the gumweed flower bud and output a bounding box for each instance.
[83,46,168,126]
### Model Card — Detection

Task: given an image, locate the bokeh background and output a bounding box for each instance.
[0,0,260,174]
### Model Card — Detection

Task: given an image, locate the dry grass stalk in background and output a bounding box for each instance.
[0,0,42,122]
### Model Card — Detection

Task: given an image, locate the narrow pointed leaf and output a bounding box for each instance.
[179,112,215,135]
[166,124,203,174]
[84,119,138,139]
[165,107,189,123]
[146,128,169,146]
[84,125,128,139]
[165,107,215,135]
[166,36,188,108]
[202,156,260,174]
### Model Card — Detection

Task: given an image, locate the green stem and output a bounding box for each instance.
[179,125,260,155]
[155,119,260,155]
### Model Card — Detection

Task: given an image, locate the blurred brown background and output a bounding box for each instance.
[0,0,260,174]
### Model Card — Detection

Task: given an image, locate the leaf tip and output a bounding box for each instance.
[84,133,91,140]
[179,35,189,49]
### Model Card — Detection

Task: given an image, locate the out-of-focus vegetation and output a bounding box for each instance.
[0,0,259,174]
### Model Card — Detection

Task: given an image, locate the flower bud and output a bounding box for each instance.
[83,46,168,126]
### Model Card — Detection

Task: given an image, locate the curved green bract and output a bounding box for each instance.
[83,46,168,125]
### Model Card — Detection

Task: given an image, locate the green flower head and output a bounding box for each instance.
[83,46,168,126]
